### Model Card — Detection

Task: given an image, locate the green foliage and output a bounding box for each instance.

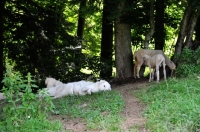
[175,47,200,77]
[135,76,200,132]
[54,90,125,131]
[0,62,61,131]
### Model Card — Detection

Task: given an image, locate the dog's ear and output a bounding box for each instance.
[45,78,49,85]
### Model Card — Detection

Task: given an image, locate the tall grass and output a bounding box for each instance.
[0,61,62,132]
[0,61,125,131]
[135,75,200,132]
[54,90,125,131]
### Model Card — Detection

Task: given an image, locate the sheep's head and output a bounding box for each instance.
[170,61,176,70]
[143,55,150,65]
[98,80,111,91]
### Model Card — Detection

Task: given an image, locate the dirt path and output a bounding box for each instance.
[113,79,149,132]
[57,78,150,132]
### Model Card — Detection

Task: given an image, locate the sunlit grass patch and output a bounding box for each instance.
[54,90,125,131]
[135,75,200,132]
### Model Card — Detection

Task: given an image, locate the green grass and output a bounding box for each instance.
[53,90,125,131]
[135,74,200,132]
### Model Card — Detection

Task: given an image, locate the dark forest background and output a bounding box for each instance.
[0,0,200,89]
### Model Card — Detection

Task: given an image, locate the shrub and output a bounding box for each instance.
[175,47,200,77]
[0,61,61,131]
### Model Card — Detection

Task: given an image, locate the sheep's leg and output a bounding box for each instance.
[149,67,152,82]
[163,63,166,80]
[151,68,155,81]
[134,62,140,78]
[134,63,137,78]
[156,65,160,83]
[136,63,142,78]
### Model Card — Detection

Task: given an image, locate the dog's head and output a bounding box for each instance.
[98,80,111,91]
[45,77,56,88]
[45,77,63,88]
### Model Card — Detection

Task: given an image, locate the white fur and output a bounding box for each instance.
[143,54,166,82]
[42,79,111,99]
[45,77,63,88]
[53,83,74,99]
[84,80,111,95]
[133,49,176,78]
[39,86,59,97]
[72,80,93,95]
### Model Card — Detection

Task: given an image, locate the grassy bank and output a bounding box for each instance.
[53,90,125,131]
[135,75,200,132]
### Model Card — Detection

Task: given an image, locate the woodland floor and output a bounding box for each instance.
[0,77,151,132]
[55,77,151,132]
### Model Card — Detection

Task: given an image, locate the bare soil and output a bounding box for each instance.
[56,77,150,132]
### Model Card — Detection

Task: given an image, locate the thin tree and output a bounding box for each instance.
[154,0,165,50]
[75,0,87,71]
[174,4,193,55]
[77,0,86,39]
[144,0,155,49]
[0,0,6,90]
[192,16,200,50]
[100,0,113,79]
[184,10,200,48]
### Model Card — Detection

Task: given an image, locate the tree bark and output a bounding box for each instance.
[174,5,193,55]
[185,10,200,48]
[144,0,155,49]
[191,15,200,50]
[114,1,133,79]
[77,0,86,38]
[195,17,200,41]
[0,0,5,90]
[154,0,165,50]
[115,23,132,78]
[100,0,113,79]
[75,0,87,71]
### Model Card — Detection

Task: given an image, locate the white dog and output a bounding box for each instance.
[84,80,111,95]
[45,77,63,88]
[54,81,94,98]
[42,79,111,99]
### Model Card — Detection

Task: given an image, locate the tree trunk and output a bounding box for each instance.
[0,0,5,90]
[114,0,132,79]
[100,0,113,79]
[195,17,200,41]
[115,22,132,78]
[154,0,165,50]
[191,15,200,50]
[77,0,86,38]
[174,5,193,55]
[185,10,200,48]
[75,0,86,71]
[144,0,155,49]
